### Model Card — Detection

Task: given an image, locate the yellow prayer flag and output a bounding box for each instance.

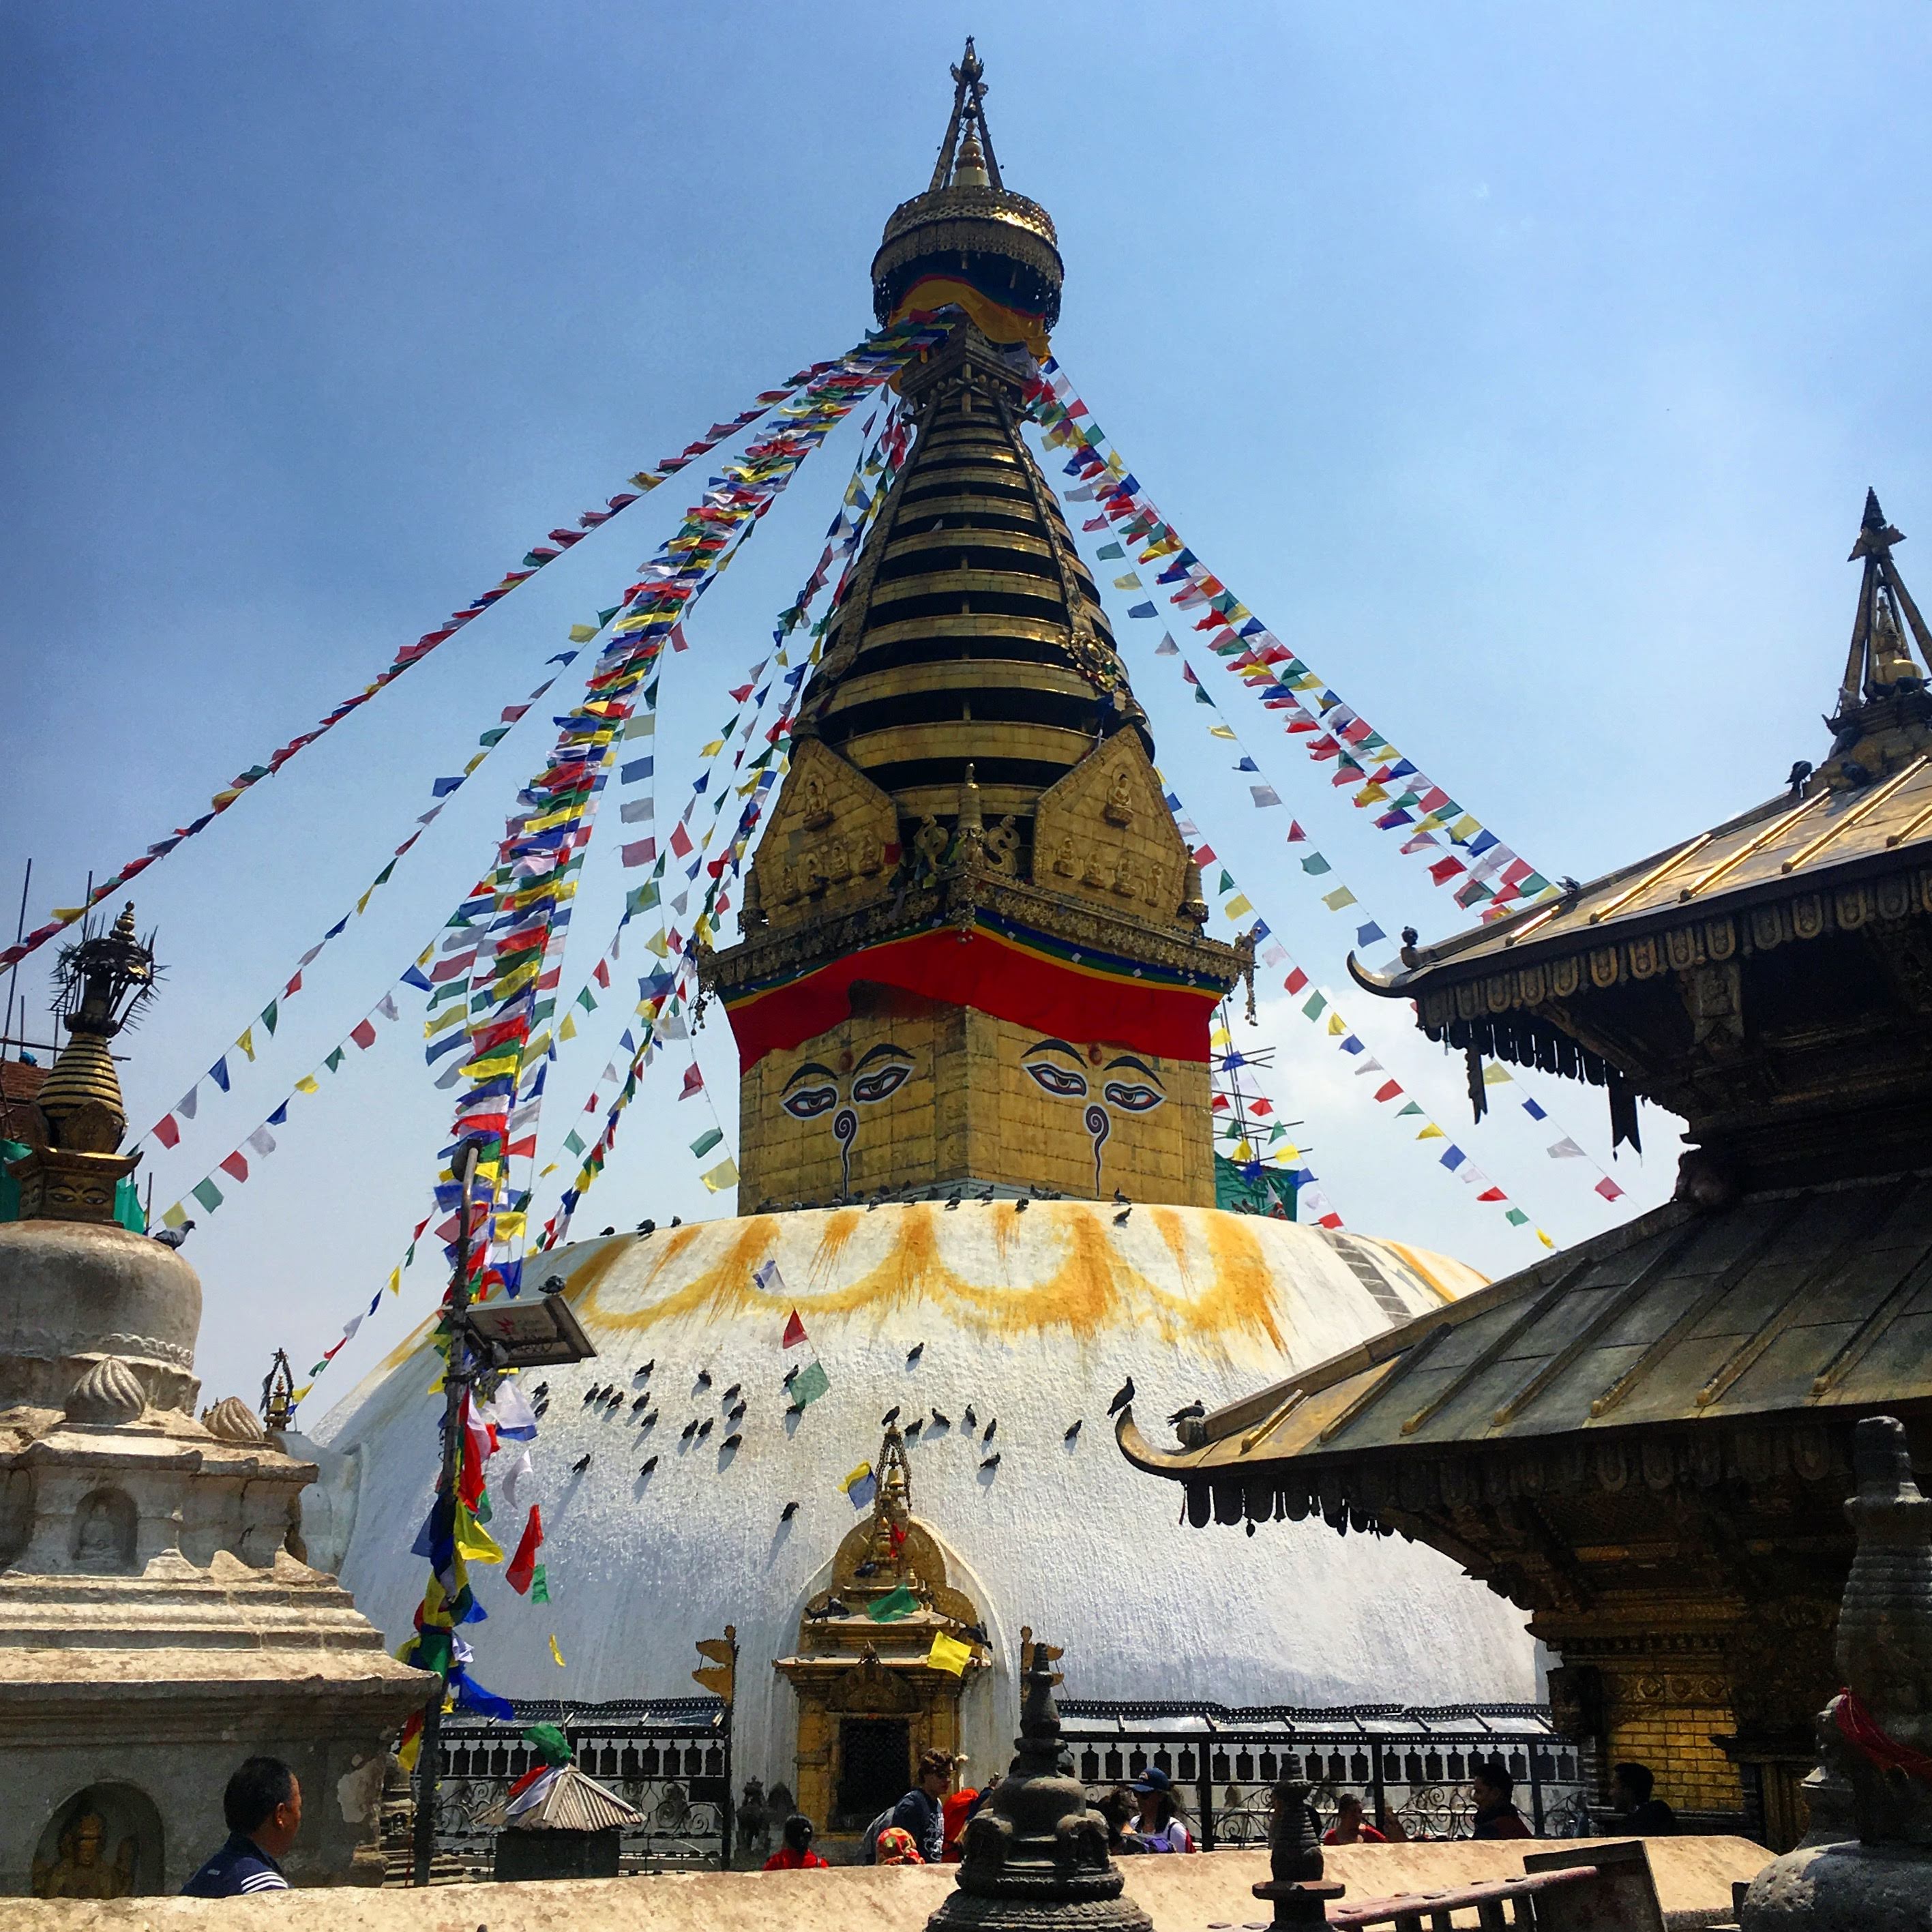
[1416,1124,1445,1142]
[1538,1230,1556,1249]
[559,1013,578,1041]
[237,1027,256,1062]
[295,1075,319,1095]
[548,1634,566,1669]
[1208,724,1236,740]
[1482,1065,1513,1086]
[51,906,84,921]
[841,1461,873,1493]
[700,739,725,758]
[454,1506,503,1566]
[1326,1013,1346,1037]
[569,623,599,642]
[385,1268,400,1296]
[700,1156,740,1193]
[1223,894,1253,919]
[927,1631,973,1676]
[1234,1139,1253,1161]
[356,885,374,915]
[494,1211,526,1240]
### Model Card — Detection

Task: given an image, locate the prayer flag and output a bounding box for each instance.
[790,1358,830,1407]
[699,1156,739,1192]
[548,1633,565,1667]
[867,1585,918,1622]
[506,1506,545,1594]
[780,1307,807,1348]
[927,1631,973,1676]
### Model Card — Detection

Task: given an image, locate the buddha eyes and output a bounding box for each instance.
[1025,1060,1088,1099]
[850,1062,911,1105]
[1102,1080,1165,1114]
[783,1085,839,1120]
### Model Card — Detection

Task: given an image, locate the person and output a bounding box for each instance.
[940,1757,978,1863]
[762,1813,829,1871]
[182,1757,301,1895]
[1324,1792,1389,1845]
[874,1825,924,1866]
[1469,1759,1532,1841]
[876,1747,952,1864]
[1611,1762,1678,1835]
[1096,1786,1137,1852]
[1127,1766,1195,1853]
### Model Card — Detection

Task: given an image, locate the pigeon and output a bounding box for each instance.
[929,1408,951,1429]
[977,1186,996,1203]
[150,1219,198,1249]
[785,1401,806,1417]
[721,1383,741,1404]
[637,1218,657,1235]
[670,1215,683,1227]
[571,1453,591,1473]
[854,1560,878,1577]
[533,1382,550,1397]
[944,1191,961,1210]
[695,1369,713,1390]
[906,1342,925,1366]
[1108,1376,1135,1416]
[780,1501,800,1521]
[539,1273,567,1295]
[982,1418,997,1444]
[1065,1419,1083,1442]
[1113,1187,1129,1206]
[638,1412,657,1431]
[1015,1196,1030,1212]
[962,1406,977,1430]
[1114,1206,1131,1225]
[805,1596,849,1620]
[880,1406,900,1428]
[631,1394,651,1412]
[722,1432,742,1451]
[979,1452,1001,1471]
[582,1388,601,1406]
[728,1402,747,1423]
[1168,1398,1206,1427]
[958,1620,991,1646]
[600,1227,615,1236]
[605,1390,624,1408]
[783,1364,801,1387]
[637,1359,655,1378]
[906,1414,926,1435]
[681,1419,699,1441]
[696,1417,714,1440]
[639,1455,659,1475]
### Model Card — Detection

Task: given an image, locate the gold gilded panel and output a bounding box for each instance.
[746,739,898,936]
[1030,734,1192,930]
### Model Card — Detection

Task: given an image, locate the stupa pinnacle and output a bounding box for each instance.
[705,43,1247,1210]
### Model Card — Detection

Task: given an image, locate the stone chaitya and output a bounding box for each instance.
[0,907,430,1894]
[1121,492,1932,1851]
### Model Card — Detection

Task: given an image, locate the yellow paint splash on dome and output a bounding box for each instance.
[574,1202,1298,1367]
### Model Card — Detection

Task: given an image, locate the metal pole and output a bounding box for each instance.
[1371,1738,1387,1836]
[719,1650,735,1872]
[1528,1740,1545,1836]
[413,1138,482,1888]
[3,858,30,1052]
[1197,1723,1216,1852]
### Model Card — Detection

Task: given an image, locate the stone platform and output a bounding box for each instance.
[8,1837,1772,1929]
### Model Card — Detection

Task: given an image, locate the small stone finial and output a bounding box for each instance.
[956,762,985,837]
[65,1356,147,1427]
[203,1395,269,1444]
[929,1638,1150,1932]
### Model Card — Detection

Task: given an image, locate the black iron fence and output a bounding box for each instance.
[1056,1701,1594,1847]
[427,1697,728,1874]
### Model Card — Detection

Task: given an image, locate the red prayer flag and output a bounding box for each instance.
[1428,857,1468,885]
[1287,821,1307,843]
[679,1064,704,1100]
[670,822,695,859]
[1595,1177,1626,1202]
[153,1114,182,1150]
[506,1506,545,1594]
[1373,1080,1402,1103]
[781,1309,807,1349]
[1477,1187,1506,1202]
[1284,968,1309,995]
[351,1018,377,1050]
[219,1151,249,1183]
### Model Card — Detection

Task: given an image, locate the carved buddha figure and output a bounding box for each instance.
[33,1812,136,1901]
[1101,764,1135,827]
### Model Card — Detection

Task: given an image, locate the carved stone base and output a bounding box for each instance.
[925,1892,1153,1932]
[1741,1840,1932,1931]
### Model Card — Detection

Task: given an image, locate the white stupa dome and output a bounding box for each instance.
[311,1198,1534,1796]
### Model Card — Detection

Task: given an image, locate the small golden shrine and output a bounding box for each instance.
[773,1428,988,1836]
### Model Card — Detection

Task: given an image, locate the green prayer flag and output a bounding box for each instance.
[1301,853,1333,875]
[1396,1102,1425,1118]
[325,1047,345,1073]
[1217,870,1234,894]
[865,1584,918,1623]
[790,1359,831,1408]
[690,1127,724,1158]
[192,1177,224,1214]
[478,726,511,747]
[1505,1209,1529,1227]
[530,1564,550,1605]
[261,1000,278,1035]
[1302,993,1327,1020]
[576,987,597,1012]
[1095,541,1125,560]
[627,882,660,915]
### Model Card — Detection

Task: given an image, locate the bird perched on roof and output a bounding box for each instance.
[149,1219,196,1249]
[982,1418,997,1444]
[780,1501,799,1522]
[533,1382,549,1398]
[638,1411,657,1430]
[962,1405,977,1430]
[539,1274,566,1296]
[906,1342,925,1366]
[929,1408,950,1429]
[944,1191,961,1210]
[805,1596,848,1620]
[637,1218,657,1235]
[582,1388,601,1406]
[727,1401,747,1423]
[1064,1419,1082,1442]
[956,1620,990,1645]
[906,1414,925,1435]
[785,1400,806,1417]
[1168,1398,1206,1427]
[694,1369,713,1390]
[1014,1196,1030,1213]
[631,1393,650,1412]
[720,1383,741,1404]
[1787,760,1814,797]
[977,1186,996,1203]
[1113,1187,1129,1206]
[571,1453,591,1473]
[1114,1206,1131,1225]
[696,1417,714,1440]
[670,1215,682,1227]
[637,1359,655,1378]
[599,1227,615,1237]
[782,1364,800,1387]
[880,1406,900,1427]
[722,1432,742,1451]
[639,1455,658,1476]
[1108,1376,1135,1416]
[980,1452,1001,1471]
[681,1419,699,1441]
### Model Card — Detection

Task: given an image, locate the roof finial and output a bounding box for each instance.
[1838,488,1930,714]
[928,36,1004,194]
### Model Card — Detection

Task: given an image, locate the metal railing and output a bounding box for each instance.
[425,1697,728,1875]
[1056,1701,1594,1848]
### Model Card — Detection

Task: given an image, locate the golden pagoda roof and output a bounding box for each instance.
[1352,490,1932,1014]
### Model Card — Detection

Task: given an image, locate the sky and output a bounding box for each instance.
[5,3,1930,1418]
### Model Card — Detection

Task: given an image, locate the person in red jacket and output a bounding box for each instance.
[1470,1761,1533,1840]
[762,1814,830,1870]
[1323,1792,1389,1845]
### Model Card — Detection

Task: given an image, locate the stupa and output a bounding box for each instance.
[0,908,430,1895]
[313,41,1535,1848]
[1122,492,1932,1852]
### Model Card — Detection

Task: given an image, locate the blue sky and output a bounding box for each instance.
[5,3,1929,1416]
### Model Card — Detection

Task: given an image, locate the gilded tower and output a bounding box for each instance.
[705,45,1247,1209]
